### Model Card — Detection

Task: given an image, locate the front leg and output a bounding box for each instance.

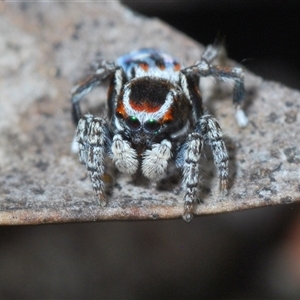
[71,60,117,125]
[76,114,110,206]
[177,133,203,222]
[182,52,248,128]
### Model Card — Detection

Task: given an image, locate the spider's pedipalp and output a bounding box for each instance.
[110,134,138,174]
[142,139,172,179]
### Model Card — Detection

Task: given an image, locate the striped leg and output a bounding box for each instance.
[179,133,203,222]
[182,45,248,127]
[71,60,116,125]
[196,115,229,193]
[76,114,109,206]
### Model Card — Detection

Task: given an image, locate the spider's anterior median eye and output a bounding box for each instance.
[126,116,141,130]
[144,119,161,133]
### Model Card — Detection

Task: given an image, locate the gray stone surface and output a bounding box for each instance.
[0,2,299,224]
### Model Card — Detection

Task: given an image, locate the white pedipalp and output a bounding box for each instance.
[110,134,138,174]
[142,139,172,179]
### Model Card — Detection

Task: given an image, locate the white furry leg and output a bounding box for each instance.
[111,134,138,174]
[142,139,172,179]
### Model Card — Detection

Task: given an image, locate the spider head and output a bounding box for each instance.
[113,76,191,145]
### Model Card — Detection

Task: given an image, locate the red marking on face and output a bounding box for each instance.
[129,99,161,113]
[162,108,174,123]
[139,62,149,72]
[173,63,181,71]
[115,101,128,118]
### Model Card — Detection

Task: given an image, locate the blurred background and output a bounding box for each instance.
[1,1,300,298]
[125,0,300,89]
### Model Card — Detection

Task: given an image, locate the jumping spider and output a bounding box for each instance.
[71,45,248,222]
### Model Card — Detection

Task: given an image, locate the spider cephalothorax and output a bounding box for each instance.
[71,45,247,221]
[114,76,191,148]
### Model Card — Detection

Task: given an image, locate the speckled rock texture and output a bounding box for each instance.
[0,2,299,224]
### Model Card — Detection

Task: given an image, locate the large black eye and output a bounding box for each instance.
[144,119,161,133]
[126,116,141,130]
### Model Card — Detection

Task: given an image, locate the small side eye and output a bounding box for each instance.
[115,111,124,119]
[126,116,141,130]
[144,119,161,133]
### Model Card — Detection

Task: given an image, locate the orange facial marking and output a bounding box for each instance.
[162,108,174,123]
[116,101,127,118]
[139,62,149,72]
[173,63,181,72]
[129,99,161,113]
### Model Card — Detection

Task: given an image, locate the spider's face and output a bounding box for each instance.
[113,76,191,146]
